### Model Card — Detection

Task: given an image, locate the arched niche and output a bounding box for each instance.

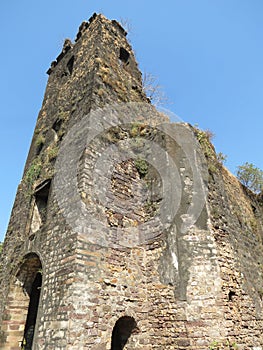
[110,316,138,350]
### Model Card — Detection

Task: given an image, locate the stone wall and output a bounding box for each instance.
[0,13,262,350]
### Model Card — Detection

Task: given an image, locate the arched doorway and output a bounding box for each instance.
[1,253,42,350]
[110,316,137,350]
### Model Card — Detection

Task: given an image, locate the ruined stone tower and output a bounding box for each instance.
[1,13,263,350]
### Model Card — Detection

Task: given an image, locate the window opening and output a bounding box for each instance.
[36,140,44,155]
[119,48,130,65]
[67,56,74,75]
[228,290,236,301]
[31,180,51,233]
[52,118,63,133]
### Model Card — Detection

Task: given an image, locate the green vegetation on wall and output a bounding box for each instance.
[24,158,42,191]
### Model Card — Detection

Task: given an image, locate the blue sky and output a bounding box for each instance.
[0,0,262,241]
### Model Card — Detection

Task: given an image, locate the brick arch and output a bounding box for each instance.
[1,253,42,350]
[110,316,138,350]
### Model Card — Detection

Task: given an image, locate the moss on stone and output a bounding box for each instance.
[134,158,148,178]
[25,158,42,189]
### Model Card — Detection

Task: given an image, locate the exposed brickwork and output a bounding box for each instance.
[0,13,263,350]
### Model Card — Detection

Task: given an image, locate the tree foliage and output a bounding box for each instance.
[0,242,2,256]
[236,162,263,194]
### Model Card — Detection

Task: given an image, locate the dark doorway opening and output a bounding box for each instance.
[22,272,42,349]
[110,316,137,350]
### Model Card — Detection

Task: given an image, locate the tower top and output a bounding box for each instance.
[47,13,128,75]
[24,12,147,174]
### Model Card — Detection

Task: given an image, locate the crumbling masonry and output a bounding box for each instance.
[0,14,263,350]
